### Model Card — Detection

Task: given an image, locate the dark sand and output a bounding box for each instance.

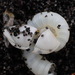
[0,0,75,75]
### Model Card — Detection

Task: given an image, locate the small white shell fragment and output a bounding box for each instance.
[3,25,37,50]
[3,29,15,46]
[28,12,70,53]
[3,10,14,26]
[23,51,55,75]
[33,29,60,54]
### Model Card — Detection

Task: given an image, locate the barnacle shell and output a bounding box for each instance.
[3,29,16,46]
[33,29,60,54]
[23,51,55,75]
[3,11,70,75]
[28,12,70,54]
[3,10,14,26]
[3,25,37,50]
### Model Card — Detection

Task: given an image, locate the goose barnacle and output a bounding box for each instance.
[28,12,70,54]
[3,11,70,54]
[3,11,70,75]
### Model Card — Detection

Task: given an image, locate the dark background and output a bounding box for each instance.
[0,0,75,75]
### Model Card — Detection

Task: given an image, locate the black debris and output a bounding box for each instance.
[41,34,44,37]
[11,27,20,36]
[33,39,38,44]
[28,39,31,41]
[26,27,30,32]
[23,57,27,61]
[29,43,31,46]
[45,27,48,29]
[45,15,47,17]
[26,48,30,51]
[14,44,17,47]
[23,33,27,36]
[51,14,53,16]
[24,26,27,28]
[18,45,21,47]
[30,32,33,37]
[35,31,39,35]
[57,25,61,29]
[22,31,25,34]
[17,37,20,39]
[48,70,51,74]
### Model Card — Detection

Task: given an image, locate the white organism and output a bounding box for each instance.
[28,12,70,54]
[3,11,70,75]
[23,51,56,75]
[3,25,37,50]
